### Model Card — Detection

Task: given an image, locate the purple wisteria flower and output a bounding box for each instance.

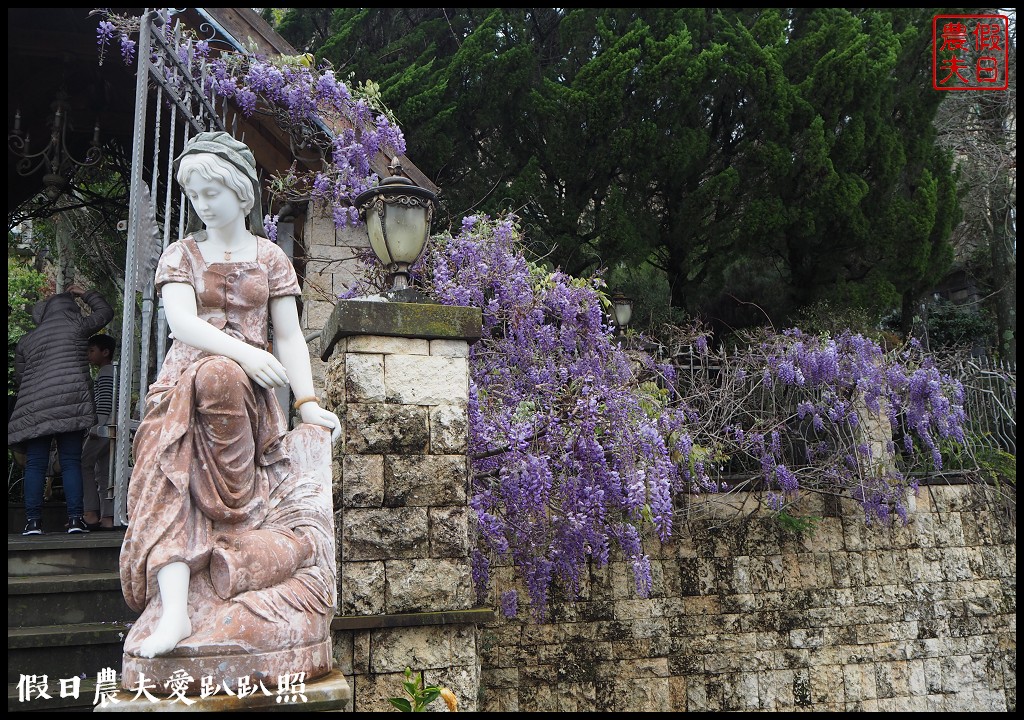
[412,214,694,618]
[96,20,115,45]
[263,214,279,243]
[500,590,519,618]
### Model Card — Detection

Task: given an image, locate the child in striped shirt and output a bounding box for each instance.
[83,333,116,529]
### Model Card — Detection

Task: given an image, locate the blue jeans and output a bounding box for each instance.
[23,432,85,521]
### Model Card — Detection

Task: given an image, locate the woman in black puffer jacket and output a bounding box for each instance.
[9,284,114,534]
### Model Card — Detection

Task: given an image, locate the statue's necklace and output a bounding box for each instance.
[223,250,232,261]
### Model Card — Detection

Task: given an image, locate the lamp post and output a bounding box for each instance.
[354,158,437,293]
[610,291,634,334]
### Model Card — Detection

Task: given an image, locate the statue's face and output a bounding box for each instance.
[182,172,245,231]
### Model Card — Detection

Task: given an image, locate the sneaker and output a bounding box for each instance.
[22,519,43,536]
[67,516,90,534]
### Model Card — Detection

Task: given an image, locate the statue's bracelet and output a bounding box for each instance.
[293,395,319,411]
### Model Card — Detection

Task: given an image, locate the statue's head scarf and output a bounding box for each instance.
[174,131,266,237]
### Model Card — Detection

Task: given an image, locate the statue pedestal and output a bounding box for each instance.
[93,668,350,712]
[120,636,333,696]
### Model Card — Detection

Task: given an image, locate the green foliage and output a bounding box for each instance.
[7,256,49,397]
[974,446,1016,485]
[792,299,906,349]
[261,7,333,52]
[774,510,822,537]
[607,258,690,333]
[925,300,996,352]
[388,667,443,712]
[636,380,670,420]
[936,430,1016,479]
[881,298,998,353]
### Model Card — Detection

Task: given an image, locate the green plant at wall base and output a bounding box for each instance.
[388,667,458,712]
[775,510,822,536]
[931,432,1013,479]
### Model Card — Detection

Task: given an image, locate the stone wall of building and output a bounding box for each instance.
[300,201,371,389]
[478,486,1016,712]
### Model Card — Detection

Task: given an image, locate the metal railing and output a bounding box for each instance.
[112,8,229,525]
[936,353,1016,472]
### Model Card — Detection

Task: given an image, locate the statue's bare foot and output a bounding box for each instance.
[137,611,192,658]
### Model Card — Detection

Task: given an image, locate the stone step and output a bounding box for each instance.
[8,572,137,627]
[8,622,132,685]
[7,501,68,534]
[8,531,125,577]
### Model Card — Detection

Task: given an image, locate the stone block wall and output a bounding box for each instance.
[324,330,481,713]
[478,485,1016,712]
[300,201,371,389]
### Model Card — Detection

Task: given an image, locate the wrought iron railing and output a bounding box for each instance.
[934,353,1016,475]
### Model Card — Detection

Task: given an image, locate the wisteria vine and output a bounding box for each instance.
[413,216,969,618]
[94,9,404,232]
[417,216,696,618]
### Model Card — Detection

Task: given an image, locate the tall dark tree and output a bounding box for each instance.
[772,10,959,336]
[275,8,961,337]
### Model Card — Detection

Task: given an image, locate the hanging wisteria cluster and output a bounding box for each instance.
[94,9,404,231]
[205,52,405,228]
[420,215,696,619]
[709,328,968,526]
[95,19,137,65]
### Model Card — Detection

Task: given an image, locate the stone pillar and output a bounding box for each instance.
[320,299,490,713]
